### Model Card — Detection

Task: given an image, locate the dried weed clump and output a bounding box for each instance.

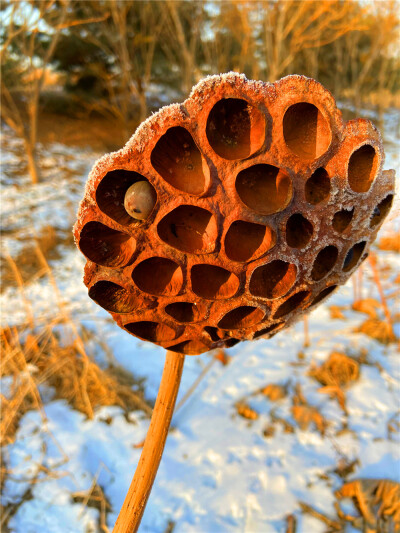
[1,324,151,446]
[0,242,155,531]
[301,478,400,532]
[352,298,382,319]
[356,318,397,345]
[309,352,360,412]
[309,352,360,388]
[1,225,73,291]
[1,244,152,446]
[291,384,328,435]
[291,404,327,435]
[335,478,400,532]
[1,330,133,441]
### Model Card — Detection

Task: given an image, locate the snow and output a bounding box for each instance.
[1,101,399,532]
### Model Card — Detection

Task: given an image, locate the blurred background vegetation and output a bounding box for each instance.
[1,0,399,184]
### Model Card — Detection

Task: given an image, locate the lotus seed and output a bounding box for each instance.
[124,181,156,221]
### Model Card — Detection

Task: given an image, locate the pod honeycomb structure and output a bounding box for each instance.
[74,73,395,356]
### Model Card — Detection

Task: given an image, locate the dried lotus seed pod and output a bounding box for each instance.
[74,73,395,356]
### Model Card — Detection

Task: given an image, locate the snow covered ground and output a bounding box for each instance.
[1,103,399,533]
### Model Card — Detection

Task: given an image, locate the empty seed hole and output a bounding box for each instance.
[283,102,331,159]
[253,322,283,339]
[96,169,156,225]
[249,260,297,299]
[311,245,338,281]
[206,98,265,160]
[225,338,240,348]
[332,208,354,233]
[305,168,330,204]
[286,214,313,248]
[169,340,209,355]
[132,257,183,295]
[88,281,135,314]
[343,241,366,272]
[79,221,135,267]
[165,302,205,323]
[224,220,276,262]
[191,264,239,300]
[218,306,264,330]
[348,144,378,193]
[274,290,311,319]
[236,164,292,215]
[151,127,207,195]
[370,195,393,228]
[124,321,177,342]
[310,285,337,307]
[204,326,227,342]
[157,205,217,254]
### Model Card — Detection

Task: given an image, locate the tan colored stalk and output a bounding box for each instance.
[113,350,185,533]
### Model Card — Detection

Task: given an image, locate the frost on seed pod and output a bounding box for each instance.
[124,181,157,221]
[74,73,395,356]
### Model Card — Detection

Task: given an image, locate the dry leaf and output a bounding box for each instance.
[379,234,400,253]
[260,384,287,401]
[356,318,397,344]
[235,402,259,420]
[291,405,327,435]
[330,305,345,319]
[214,349,231,366]
[352,298,381,319]
[263,425,276,438]
[309,352,359,412]
[309,352,359,387]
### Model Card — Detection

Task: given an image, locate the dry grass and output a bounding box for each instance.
[356,318,397,345]
[1,225,74,291]
[300,478,400,532]
[291,384,328,435]
[1,241,152,445]
[309,352,360,411]
[335,479,400,532]
[309,352,360,388]
[72,481,112,533]
[0,240,153,529]
[1,323,151,447]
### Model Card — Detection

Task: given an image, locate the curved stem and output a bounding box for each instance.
[113,350,185,533]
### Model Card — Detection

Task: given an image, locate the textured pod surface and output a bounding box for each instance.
[74,73,395,355]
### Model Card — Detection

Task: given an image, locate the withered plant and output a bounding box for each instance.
[74,73,395,532]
